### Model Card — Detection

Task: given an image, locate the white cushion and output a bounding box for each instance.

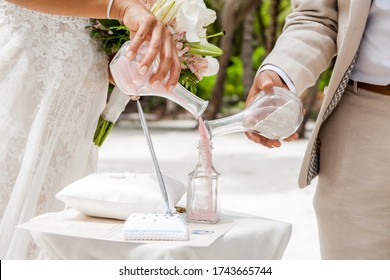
[55,172,186,220]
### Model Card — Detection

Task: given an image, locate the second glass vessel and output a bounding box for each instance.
[204,87,304,140]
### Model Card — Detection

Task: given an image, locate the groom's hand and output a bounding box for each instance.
[118,0,181,91]
[244,70,299,148]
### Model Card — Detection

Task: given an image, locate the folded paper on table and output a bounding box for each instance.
[18,209,235,247]
[55,172,186,220]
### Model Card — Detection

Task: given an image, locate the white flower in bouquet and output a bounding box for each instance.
[92,0,223,147]
[151,0,184,24]
[154,0,222,79]
[176,0,216,42]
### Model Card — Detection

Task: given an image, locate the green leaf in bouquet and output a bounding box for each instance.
[86,19,130,56]
[179,69,199,94]
[97,19,122,29]
[188,41,223,57]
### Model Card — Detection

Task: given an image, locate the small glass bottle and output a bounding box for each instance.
[204,87,304,140]
[186,141,220,224]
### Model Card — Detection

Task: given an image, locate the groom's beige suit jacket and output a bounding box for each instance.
[261,0,372,188]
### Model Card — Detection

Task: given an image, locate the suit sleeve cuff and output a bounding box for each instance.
[256,64,296,94]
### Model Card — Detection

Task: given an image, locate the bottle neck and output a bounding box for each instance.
[204,113,247,139]
[172,84,208,118]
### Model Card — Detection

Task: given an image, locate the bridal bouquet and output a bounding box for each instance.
[90,0,223,146]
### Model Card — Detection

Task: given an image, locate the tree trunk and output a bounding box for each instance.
[266,0,281,52]
[242,0,262,98]
[164,100,179,118]
[205,0,258,120]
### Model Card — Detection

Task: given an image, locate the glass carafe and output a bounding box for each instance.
[204,87,304,140]
[186,141,220,224]
[110,41,208,118]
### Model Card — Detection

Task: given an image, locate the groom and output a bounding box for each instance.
[246,0,390,259]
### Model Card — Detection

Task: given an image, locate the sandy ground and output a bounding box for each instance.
[97,119,320,260]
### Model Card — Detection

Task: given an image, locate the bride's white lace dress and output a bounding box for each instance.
[0,1,108,259]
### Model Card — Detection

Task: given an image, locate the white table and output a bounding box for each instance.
[20,209,292,260]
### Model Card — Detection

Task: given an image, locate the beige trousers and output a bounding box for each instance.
[315,85,390,259]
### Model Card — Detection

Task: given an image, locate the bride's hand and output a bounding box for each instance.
[244,70,299,148]
[114,0,181,91]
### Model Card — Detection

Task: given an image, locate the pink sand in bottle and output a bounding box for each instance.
[186,118,219,223]
[198,118,212,173]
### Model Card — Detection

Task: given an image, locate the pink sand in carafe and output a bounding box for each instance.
[110,55,153,94]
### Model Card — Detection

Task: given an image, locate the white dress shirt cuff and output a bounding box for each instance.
[256,64,296,94]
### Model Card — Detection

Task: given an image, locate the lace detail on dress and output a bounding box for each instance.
[0,1,109,259]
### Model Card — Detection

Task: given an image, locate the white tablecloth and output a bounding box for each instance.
[20,209,292,260]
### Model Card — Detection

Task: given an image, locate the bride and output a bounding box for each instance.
[0,0,180,259]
